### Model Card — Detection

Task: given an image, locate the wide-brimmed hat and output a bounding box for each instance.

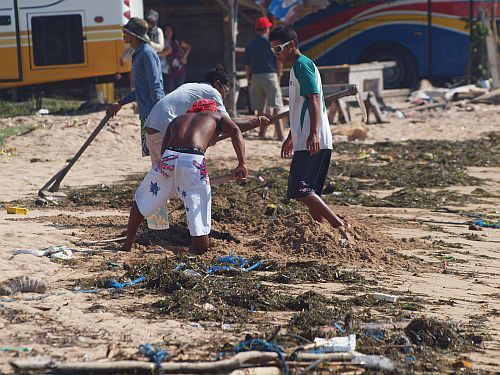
[255,17,272,30]
[123,17,150,43]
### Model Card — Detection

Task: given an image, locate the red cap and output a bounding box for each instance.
[255,17,272,30]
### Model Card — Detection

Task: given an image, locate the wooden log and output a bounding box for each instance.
[292,352,356,361]
[11,352,279,375]
[229,366,281,375]
[11,359,156,374]
[160,352,279,373]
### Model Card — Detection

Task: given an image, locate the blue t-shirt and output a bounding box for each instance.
[244,35,278,75]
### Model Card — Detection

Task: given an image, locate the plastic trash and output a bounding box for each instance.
[352,354,397,371]
[373,292,398,302]
[6,207,28,215]
[106,276,145,289]
[13,249,47,257]
[37,108,49,115]
[473,220,500,229]
[183,269,202,277]
[312,334,356,353]
[221,323,231,330]
[139,343,168,366]
[13,245,73,259]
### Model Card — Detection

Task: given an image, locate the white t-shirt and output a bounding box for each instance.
[289,55,332,152]
[145,82,228,134]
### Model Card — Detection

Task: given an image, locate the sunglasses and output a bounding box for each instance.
[271,40,292,54]
[220,82,230,95]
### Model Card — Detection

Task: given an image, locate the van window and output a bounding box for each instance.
[31,14,84,66]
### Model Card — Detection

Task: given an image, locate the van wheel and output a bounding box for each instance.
[359,44,418,89]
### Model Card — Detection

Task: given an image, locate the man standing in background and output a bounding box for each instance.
[145,9,165,54]
[245,16,284,141]
[107,17,164,157]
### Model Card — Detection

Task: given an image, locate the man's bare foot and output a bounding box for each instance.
[121,243,133,252]
[190,247,208,255]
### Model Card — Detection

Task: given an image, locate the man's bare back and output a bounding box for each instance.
[161,112,224,154]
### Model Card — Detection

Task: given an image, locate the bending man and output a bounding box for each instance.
[122,99,247,254]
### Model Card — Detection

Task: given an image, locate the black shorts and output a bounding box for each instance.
[287,149,332,199]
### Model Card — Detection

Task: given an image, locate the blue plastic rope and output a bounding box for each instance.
[474,220,500,229]
[107,276,145,289]
[233,339,288,375]
[206,255,262,274]
[139,343,168,367]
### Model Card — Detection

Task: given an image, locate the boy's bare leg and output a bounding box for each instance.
[122,202,145,251]
[297,193,350,238]
[273,107,284,141]
[190,235,210,255]
[258,110,267,139]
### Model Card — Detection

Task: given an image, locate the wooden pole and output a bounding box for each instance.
[215,86,358,143]
[11,352,279,375]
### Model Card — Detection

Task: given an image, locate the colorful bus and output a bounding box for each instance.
[294,0,499,88]
[0,0,143,90]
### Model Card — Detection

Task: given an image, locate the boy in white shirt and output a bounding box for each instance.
[269,25,350,239]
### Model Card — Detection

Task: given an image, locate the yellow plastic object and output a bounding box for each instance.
[6,207,28,215]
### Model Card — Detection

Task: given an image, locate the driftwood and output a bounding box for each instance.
[292,352,356,362]
[229,366,281,375]
[11,351,279,375]
[471,88,500,104]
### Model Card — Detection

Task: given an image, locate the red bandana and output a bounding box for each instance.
[186,99,217,113]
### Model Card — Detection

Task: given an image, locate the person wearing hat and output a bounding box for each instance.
[107,17,165,158]
[245,16,284,141]
[145,9,165,53]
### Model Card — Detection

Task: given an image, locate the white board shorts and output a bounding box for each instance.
[135,150,211,237]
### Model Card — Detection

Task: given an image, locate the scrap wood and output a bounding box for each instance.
[229,367,281,375]
[11,352,279,374]
[471,88,500,104]
[405,102,448,112]
[292,352,356,361]
[76,236,126,245]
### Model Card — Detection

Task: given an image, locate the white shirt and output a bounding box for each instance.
[145,82,228,134]
[289,55,332,152]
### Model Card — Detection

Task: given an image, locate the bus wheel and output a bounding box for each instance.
[359,44,418,89]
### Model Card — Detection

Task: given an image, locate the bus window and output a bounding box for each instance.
[31,14,84,66]
[0,15,11,25]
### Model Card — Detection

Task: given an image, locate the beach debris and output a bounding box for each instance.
[0,147,17,156]
[0,276,47,295]
[206,255,262,274]
[473,219,500,229]
[352,354,398,371]
[0,347,31,352]
[264,204,277,216]
[468,224,482,231]
[139,343,168,366]
[6,206,28,215]
[373,292,398,303]
[311,334,356,353]
[106,276,145,289]
[13,245,73,260]
[452,358,473,370]
[36,108,49,115]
